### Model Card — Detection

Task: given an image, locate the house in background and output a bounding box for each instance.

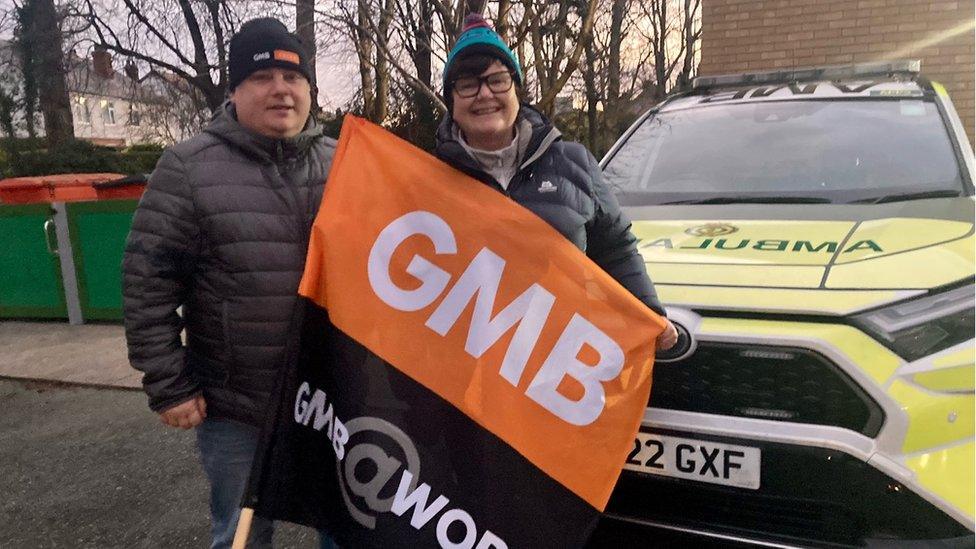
[699,0,975,146]
[0,41,195,146]
[68,47,196,146]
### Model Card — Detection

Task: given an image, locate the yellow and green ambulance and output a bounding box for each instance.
[597,61,975,547]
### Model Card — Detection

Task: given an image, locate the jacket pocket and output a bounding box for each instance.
[186,345,230,387]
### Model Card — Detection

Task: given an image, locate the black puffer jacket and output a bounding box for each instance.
[122,103,336,426]
[435,104,665,316]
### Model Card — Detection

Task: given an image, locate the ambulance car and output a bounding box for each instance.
[597,60,975,547]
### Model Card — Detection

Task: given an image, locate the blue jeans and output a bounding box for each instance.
[196,418,338,549]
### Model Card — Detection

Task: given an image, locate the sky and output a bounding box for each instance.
[312,45,360,111]
[0,0,361,110]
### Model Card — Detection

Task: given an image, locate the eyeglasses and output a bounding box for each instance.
[452,71,514,98]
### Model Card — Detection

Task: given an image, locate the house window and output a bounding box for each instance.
[76,98,91,124]
[128,105,141,126]
[104,101,116,125]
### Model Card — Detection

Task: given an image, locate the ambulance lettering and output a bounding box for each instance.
[701,81,880,103]
[642,238,882,253]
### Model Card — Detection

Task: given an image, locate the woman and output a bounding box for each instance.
[436,14,678,351]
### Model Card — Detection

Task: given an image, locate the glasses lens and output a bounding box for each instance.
[454,77,480,97]
[486,72,513,93]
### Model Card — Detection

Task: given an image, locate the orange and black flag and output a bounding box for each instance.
[244,116,666,548]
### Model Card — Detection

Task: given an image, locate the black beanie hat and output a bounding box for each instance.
[228,18,312,90]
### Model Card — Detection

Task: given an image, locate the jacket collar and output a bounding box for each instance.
[204,101,324,163]
[435,103,561,178]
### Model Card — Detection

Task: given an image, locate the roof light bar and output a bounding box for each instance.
[692,60,921,90]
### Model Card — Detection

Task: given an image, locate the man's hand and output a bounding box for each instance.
[159,395,207,429]
[656,319,679,351]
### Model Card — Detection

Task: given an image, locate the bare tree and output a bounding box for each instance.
[391,0,437,144]
[603,0,628,138]
[82,0,250,113]
[495,0,510,42]
[17,0,75,145]
[350,0,376,117]
[308,0,698,150]
[296,0,320,114]
[138,69,211,143]
[638,0,700,101]
[527,0,597,116]
[373,0,395,122]
[0,89,17,143]
[675,0,702,91]
[11,2,38,138]
[329,0,448,120]
[582,34,599,151]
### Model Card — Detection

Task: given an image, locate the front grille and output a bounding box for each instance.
[602,477,856,545]
[597,433,972,546]
[650,342,884,436]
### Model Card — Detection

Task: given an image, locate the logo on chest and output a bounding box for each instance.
[538,180,558,193]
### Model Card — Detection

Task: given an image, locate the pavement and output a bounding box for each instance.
[0,321,319,547]
[0,320,140,389]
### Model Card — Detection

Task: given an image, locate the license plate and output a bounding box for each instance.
[623,432,761,490]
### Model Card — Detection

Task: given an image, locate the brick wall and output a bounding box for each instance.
[700,0,975,147]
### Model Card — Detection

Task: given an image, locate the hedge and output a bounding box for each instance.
[0,139,163,177]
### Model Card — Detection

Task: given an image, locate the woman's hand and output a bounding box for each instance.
[657,319,679,351]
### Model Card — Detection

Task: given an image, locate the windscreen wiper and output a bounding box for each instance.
[848,189,963,204]
[658,196,832,205]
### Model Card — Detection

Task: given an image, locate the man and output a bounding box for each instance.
[122,18,335,548]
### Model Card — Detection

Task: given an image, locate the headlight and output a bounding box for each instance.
[855,284,975,362]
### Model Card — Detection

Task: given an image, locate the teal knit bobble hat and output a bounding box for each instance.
[443,13,523,92]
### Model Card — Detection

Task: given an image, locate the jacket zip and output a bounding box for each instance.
[269,144,308,247]
[492,128,555,197]
[463,126,558,198]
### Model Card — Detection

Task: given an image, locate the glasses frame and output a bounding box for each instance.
[451,70,515,99]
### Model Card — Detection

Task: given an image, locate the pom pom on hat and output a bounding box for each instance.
[461,13,492,33]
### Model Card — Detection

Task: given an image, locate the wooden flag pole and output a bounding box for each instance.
[231,508,255,549]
